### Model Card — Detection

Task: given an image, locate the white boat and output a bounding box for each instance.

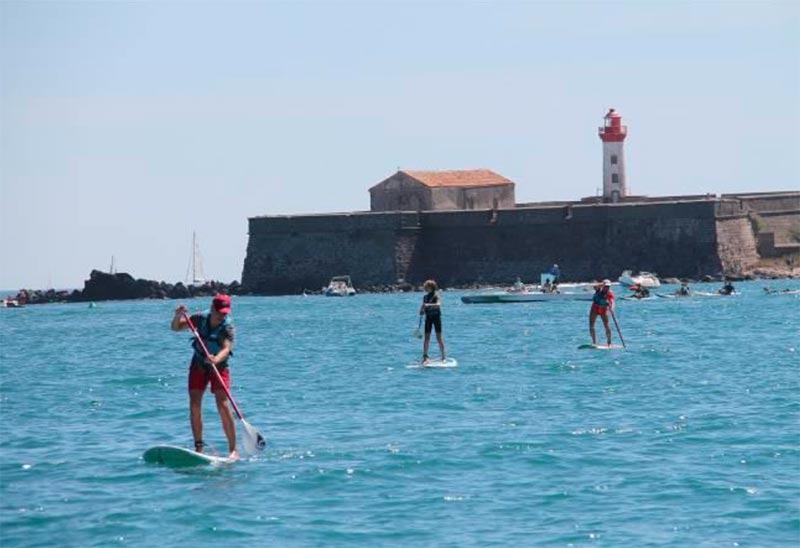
[324,275,356,297]
[2,298,24,308]
[619,270,661,288]
[461,274,594,304]
[496,291,593,303]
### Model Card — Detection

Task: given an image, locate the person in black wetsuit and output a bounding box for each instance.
[419,279,446,364]
[719,280,735,295]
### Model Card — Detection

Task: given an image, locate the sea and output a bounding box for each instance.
[1,280,798,547]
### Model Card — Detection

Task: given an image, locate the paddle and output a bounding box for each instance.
[182,311,266,456]
[610,308,627,349]
[413,315,423,339]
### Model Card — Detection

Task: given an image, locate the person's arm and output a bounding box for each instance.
[207,337,233,366]
[171,304,188,331]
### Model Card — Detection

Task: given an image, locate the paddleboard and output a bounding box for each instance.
[577,343,623,350]
[406,358,459,369]
[142,445,237,467]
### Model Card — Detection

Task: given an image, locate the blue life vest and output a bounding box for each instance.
[191,313,234,364]
[592,290,610,307]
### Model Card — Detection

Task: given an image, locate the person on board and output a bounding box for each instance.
[589,279,615,346]
[631,283,650,299]
[171,294,238,459]
[676,281,691,296]
[549,264,561,284]
[420,279,446,364]
[719,280,735,295]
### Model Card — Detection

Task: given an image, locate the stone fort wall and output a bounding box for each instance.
[241,193,799,295]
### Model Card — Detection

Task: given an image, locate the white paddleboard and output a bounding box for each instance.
[142,445,237,467]
[407,358,459,369]
[578,343,623,350]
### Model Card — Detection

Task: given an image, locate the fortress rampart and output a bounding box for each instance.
[241,192,799,295]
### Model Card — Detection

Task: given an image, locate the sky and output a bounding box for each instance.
[1,1,798,290]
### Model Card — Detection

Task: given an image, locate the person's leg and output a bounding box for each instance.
[188,365,206,453]
[214,391,237,456]
[601,314,612,345]
[423,316,432,362]
[434,317,445,360]
[211,369,237,456]
[189,390,204,452]
[589,309,598,345]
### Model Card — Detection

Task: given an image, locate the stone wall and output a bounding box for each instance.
[242,200,756,294]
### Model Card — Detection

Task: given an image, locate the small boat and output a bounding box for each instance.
[495,292,593,303]
[619,270,661,288]
[324,275,356,297]
[461,274,594,304]
[2,298,24,308]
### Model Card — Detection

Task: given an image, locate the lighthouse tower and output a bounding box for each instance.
[598,108,628,203]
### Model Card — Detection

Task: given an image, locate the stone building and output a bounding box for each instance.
[369,169,515,212]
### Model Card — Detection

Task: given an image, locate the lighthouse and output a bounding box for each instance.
[598,108,628,203]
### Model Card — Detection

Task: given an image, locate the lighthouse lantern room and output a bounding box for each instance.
[597,108,628,203]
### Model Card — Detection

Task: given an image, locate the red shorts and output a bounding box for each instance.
[591,303,608,316]
[188,363,230,394]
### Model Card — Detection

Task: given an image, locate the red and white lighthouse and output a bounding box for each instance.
[598,108,628,203]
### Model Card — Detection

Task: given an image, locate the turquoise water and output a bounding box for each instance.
[1,281,798,547]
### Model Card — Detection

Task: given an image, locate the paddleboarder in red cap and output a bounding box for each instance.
[171,294,238,458]
[589,279,615,346]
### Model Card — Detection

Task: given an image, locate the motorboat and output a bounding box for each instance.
[461,274,594,304]
[324,275,356,297]
[619,270,661,288]
[2,298,24,308]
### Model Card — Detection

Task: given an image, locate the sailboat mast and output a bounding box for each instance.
[186,231,206,285]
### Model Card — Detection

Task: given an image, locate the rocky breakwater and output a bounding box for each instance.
[16,270,241,305]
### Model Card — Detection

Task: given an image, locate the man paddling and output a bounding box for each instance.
[171,295,238,459]
[589,279,615,346]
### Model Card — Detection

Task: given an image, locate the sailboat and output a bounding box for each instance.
[185,232,207,286]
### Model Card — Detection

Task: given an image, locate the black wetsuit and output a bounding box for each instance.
[423,291,442,334]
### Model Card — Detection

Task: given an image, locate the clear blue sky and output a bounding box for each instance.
[1,1,797,290]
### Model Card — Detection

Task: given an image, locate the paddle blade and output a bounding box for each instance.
[413,328,422,339]
[241,419,266,455]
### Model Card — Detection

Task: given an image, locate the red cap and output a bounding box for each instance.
[212,294,231,314]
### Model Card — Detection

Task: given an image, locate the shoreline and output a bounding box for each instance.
[4,266,798,306]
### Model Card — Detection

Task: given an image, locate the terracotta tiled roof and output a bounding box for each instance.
[401,169,514,188]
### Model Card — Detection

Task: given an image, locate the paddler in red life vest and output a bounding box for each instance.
[171,294,238,459]
[589,279,615,346]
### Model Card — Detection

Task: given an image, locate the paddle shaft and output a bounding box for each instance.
[610,308,627,349]
[182,311,245,420]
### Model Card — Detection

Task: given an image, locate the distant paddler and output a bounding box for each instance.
[675,281,692,296]
[171,294,238,459]
[718,280,735,295]
[419,279,446,365]
[589,279,615,347]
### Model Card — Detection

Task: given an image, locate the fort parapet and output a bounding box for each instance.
[241,192,799,295]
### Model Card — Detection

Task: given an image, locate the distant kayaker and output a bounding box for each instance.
[589,279,615,346]
[631,284,650,299]
[719,280,735,295]
[419,279,446,364]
